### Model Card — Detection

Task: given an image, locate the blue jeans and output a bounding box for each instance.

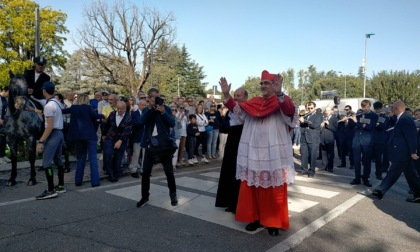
[187,136,196,159]
[293,128,301,145]
[206,129,219,156]
[75,139,100,186]
[103,139,128,178]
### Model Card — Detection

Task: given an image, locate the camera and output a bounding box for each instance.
[154,96,164,106]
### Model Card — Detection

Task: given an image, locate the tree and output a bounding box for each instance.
[0,0,69,86]
[369,70,420,109]
[74,0,176,95]
[242,76,261,99]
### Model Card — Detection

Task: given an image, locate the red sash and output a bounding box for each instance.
[239,95,280,118]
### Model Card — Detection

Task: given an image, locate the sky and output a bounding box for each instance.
[35,0,420,91]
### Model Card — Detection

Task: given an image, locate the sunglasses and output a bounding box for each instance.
[140,97,147,99]
[210,105,216,107]
[172,109,177,112]
[179,107,184,109]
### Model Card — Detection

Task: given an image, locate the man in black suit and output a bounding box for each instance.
[337,105,356,169]
[372,101,420,203]
[349,100,378,187]
[102,101,132,182]
[372,101,389,180]
[298,101,322,177]
[320,107,338,172]
[24,56,50,106]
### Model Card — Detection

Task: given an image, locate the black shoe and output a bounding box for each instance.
[308,174,314,178]
[267,228,279,236]
[297,171,308,176]
[170,194,178,206]
[363,180,372,187]
[350,179,361,185]
[131,172,139,178]
[108,176,118,182]
[376,175,383,180]
[337,164,346,168]
[372,190,383,200]
[245,221,262,231]
[349,165,354,169]
[137,198,150,208]
[225,207,236,213]
[406,197,420,203]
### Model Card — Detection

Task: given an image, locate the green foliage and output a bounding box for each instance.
[145,43,207,98]
[0,0,69,87]
[242,76,261,99]
[369,70,420,109]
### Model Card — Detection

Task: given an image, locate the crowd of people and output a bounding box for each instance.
[2,57,419,236]
[292,99,420,203]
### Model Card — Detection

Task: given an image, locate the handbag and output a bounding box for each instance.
[205,125,213,131]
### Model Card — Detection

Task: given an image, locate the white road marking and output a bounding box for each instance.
[295,176,356,188]
[267,193,367,252]
[288,185,339,198]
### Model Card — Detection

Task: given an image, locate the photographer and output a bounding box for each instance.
[137,88,178,208]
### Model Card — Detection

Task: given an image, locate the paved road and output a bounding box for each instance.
[0,156,419,251]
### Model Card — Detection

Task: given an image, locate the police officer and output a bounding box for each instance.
[372,101,389,180]
[24,56,50,106]
[349,100,378,187]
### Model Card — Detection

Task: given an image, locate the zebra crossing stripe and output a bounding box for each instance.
[294,176,355,188]
[289,185,339,198]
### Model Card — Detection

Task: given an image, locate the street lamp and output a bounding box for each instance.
[338,72,352,99]
[363,33,375,98]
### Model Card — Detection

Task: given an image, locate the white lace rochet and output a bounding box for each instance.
[232,101,298,188]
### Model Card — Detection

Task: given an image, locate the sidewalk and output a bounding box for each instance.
[0,156,222,185]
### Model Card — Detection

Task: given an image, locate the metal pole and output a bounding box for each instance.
[35,7,40,57]
[363,33,374,98]
[363,37,367,98]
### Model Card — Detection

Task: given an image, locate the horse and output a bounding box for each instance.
[5,72,43,186]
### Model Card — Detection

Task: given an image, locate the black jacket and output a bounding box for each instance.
[24,69,51,100]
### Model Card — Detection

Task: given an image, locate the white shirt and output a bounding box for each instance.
[44,98,64,129]
[116,113,125,127]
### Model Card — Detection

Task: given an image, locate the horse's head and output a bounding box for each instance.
[8,73,29,114]
[9,74,28,98]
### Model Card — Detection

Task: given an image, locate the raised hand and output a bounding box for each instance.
[272,74,283,95]
[219,77,231,99]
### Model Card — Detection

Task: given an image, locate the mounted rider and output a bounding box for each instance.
[24,56,50,107]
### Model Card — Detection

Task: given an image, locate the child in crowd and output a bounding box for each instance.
[186,114,199,165]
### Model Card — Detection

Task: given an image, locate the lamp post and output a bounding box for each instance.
[339,72,352,99]
[363,33,375,98]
